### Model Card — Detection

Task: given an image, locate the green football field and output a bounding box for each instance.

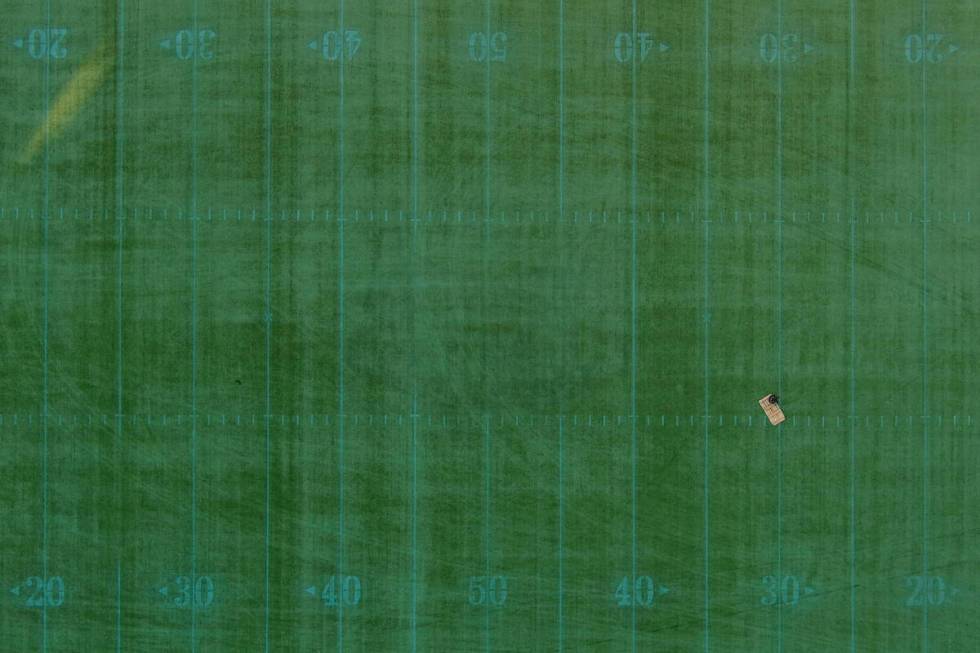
[1,0,978,650]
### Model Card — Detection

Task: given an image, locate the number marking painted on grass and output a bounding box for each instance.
[160,29,216,61]
[613,32,669,63]
[9,576,65,608]
[759,33,815,63]
[904,33,959,63]
[468,32,507,62]
[5,26,969,68]
[11,28,68,60]
[303,575,362,607]
[157,575,215,609]
[615,575,669,607]
[761,575,815,606]
[468,575,508,606]
[308,31,362,61]
[905,575,959,607]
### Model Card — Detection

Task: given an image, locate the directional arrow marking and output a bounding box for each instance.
[160,39,171,50]
[10,586,20,597]
[659,43,670,53]
[13,38,24,49]
[307,40,318,51]
[304,585,317,597]
[804,43,815,54]
[658,585,669,595]
[158,586,169,596]
[804,586,815,596]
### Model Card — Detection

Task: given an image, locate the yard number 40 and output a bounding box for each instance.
[615,576,658,607]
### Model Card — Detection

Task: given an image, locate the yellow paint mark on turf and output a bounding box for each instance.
[20,40,112,164]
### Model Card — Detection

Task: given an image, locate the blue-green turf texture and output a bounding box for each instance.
[1,0,979,651]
